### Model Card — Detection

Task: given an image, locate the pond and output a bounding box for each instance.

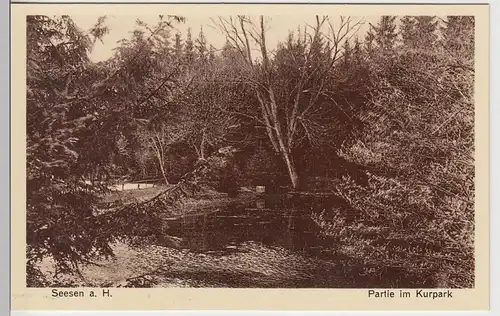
[133,194,392,288]
[162,195,332,254]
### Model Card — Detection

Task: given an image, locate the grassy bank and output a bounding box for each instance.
[99,185,260,218]
[37,187,263,287]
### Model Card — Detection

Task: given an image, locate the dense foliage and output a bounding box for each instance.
[316,16,475,288]
[26,15,475,288]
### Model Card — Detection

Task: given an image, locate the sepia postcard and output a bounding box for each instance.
[10,2,490,311]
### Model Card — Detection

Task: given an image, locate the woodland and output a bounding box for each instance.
[27,15,475,288]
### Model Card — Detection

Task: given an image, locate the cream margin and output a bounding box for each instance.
[10,3,490,311]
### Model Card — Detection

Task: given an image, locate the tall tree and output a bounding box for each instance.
[336,15,475,287]
[135,122,189,184]
[371,16,398,52]
[26,14,186,286]
[352,36,364,64]
[214,15,363,190]
[27,15,112,284]
[415,16,439,45]
[342,38,352,67]
[399,16,417,47]
[183,56,242,161]
[364,25,376,56]
[185,27,195,64]
[195,27,208,61]
[174,32,183,59]
[441,16,474,67]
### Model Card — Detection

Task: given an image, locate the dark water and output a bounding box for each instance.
[142,194,433,288]
[162,194,334,254]
[141,194,375,288]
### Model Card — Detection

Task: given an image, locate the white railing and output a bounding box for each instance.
[109,182,156,191]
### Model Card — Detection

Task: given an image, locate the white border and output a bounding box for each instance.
[7,0,498,315]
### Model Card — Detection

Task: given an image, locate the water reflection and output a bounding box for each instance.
[158,194,335,254]
[135,194,443,288]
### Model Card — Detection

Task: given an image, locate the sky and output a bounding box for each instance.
[71,15,380,63]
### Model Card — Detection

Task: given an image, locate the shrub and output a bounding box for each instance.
[313,16,475,288]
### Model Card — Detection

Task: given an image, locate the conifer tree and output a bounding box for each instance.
[342,39,352,68]
[414,16,439,46]
[208,45,216,62]
[364,26,376,56]
[399,16,417,47]
[174,32,183,60]
[441,16,474,61]
[185,27,195,64]
[352,36,363,64]
[372,16,398,52]
[196,27,208,61]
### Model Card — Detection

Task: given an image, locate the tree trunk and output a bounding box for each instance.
[159,161,169,185]
[150,133,169,185]
[282,151,299,190]
[200,130,206,160]
[269,93,300,191]
[258,95,301,191]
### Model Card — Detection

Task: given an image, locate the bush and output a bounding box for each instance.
[194,146,243,195]
[314,172,474,288]
[313,17,475,288]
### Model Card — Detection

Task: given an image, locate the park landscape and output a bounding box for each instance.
[26,13,475,289]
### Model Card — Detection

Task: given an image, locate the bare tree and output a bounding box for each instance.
[182,59,239,161]
[213,15,363,190]
[136,123,188,184]
[186,110,237,161]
